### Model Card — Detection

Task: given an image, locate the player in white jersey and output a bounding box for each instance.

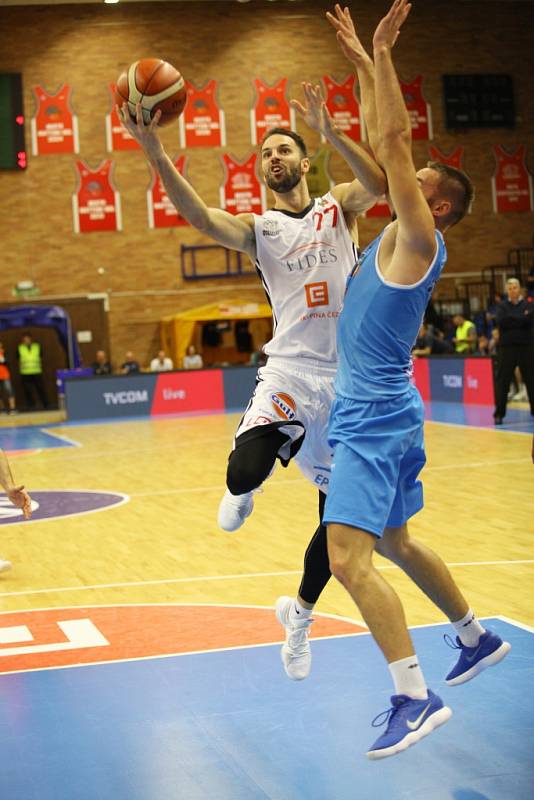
[118,80,386,669]
[230,188,358,491]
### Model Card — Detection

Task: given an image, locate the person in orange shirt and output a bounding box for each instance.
[0,341,17,415]
[0,447,32,573]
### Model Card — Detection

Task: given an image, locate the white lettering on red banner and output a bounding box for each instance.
[179,80,226,148]
[72,160,122,233]
[492,145,533,213]
[147,155,189,228]
[322,75,363,142]
[106,83,141,152]
[219,152,266,215]
[400,76,433,140]
[31,84,79,155]
[250,79,296,146]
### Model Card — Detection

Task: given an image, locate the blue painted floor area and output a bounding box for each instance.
[424,401,534,433]
[0,426,75,451]
[1,618,532,800]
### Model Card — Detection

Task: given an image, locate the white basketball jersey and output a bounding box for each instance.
[254,192,357,365]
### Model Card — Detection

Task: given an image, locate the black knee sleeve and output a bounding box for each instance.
[226,429,290,495]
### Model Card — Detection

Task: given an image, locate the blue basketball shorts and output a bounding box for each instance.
[323,386,426,537]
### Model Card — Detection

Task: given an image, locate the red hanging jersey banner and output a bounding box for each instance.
[400,76,433,140]
[72,160,122,233]
[250,79,296,146]
[106,83,140,152]
[428,145,464,169]
[178,80,226,148]
[322,75,363,142]
[31,84,79,155]
[147,155,189,229]
[491,145,533,213]
[219,153,266,216]
[364,196,391,218]
[429,145,472,214]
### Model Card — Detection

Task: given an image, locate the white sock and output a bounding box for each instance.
[388,655,428,700]
[289,598,313,621]
[452,609,485,647]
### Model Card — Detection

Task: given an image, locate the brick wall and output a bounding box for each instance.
[0,0,533,362]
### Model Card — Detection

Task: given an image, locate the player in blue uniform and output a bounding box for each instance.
[321,1,510,760]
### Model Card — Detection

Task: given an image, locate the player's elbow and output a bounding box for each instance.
[190,208,213,233]
[370,169,388,198]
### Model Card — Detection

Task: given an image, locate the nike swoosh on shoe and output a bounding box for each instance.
[406,703,431,730]
[465,645,482,662]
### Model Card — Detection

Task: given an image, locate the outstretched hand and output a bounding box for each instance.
[373,0,412,51]
[7,486,32,520]
[117,102,165,160]
[326,4,371,66]
[290,82,335,137]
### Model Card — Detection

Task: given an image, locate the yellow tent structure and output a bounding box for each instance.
[161,300,273,368]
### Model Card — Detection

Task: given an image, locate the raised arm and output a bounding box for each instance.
[118,104,256,259]
[326,4,380,158]
[290,82,386,212]
[372,0,436,265]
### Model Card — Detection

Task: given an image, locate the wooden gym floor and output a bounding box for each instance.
[0,405,533,799]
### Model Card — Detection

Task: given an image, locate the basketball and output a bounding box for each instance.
[115,58,187,126]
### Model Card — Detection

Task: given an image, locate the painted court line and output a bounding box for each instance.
[126,455,530,497]
[427,419,533,436]
[8,435,232,462]
[496,615,534,634]
[40,428,82,447]
[1,559,532,598]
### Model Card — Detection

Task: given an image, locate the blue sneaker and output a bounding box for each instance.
[445,630,511,686]
[366,690,451,760]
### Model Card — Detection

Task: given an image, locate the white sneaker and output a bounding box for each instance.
[0,558,12,574]
[275,596,313,680]
[217,489,254,532]
[512,387,527,401]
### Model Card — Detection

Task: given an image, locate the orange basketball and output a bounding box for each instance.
[115,58,187,126]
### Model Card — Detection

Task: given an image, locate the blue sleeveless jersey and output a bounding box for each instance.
[335,226,447,401]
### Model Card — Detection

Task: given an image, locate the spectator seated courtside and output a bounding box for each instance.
[412,322,453,357]
[182,345,203,370]
[150,350,174,372]
[92,350,112,376]
[120,351,141,375]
